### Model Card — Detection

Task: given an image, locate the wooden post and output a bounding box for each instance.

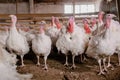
[29,0,34,14]
[72,0,75,17]
[116,0,120,22]
[7,0,10,14]
[16,0,18,14]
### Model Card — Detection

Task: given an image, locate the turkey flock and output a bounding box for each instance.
[0,11,120,80]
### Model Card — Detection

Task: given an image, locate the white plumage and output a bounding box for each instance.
[0,44,32,80]
[19,29,35,45]
[46,17,61,46]
[32,26,52,70]
[86,14,117,75]
[56,17,88,68]
[0,27,9,48]
[6,15,29,67]
[105,14,120,66]
[0,62,32,80]
[89,12,105,36]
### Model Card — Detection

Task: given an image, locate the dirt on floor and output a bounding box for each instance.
[17,50,120,80]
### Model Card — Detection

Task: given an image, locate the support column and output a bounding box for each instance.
[117,0,120,22]
[29,0,34,14]
[72,0,75,17]
[16,0,18,14]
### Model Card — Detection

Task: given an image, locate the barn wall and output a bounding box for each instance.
[35,4,64,13]
[35,2,100,13]
[0,2,29,14]
[0,3,16,14]
[0,1,101,14]
[17,2,29,13]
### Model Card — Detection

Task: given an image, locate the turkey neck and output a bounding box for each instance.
[39,26,45,34]
[10,21,18,34]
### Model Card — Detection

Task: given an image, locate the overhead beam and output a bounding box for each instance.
[0,12,98,19]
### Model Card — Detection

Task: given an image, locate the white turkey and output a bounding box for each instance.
[46,16,61,46]
[89,18,98,36]
[0,45,32,80]
[104,14,120,67]
[56,17,88,68]
[32,25,52,70]
[6,15,29,67]
[79,18,92,62]
[18,27,35,46]
[91,12,105,36]
[86,14,117,75]
[21,30,35,47]
[83,18,92,36]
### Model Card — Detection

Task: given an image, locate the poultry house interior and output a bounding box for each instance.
[0,0,120,80]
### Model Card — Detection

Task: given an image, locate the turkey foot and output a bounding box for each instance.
[42,66,48,71]
[64,63,69,67]
[20,63,25,67]
[70,64,76,69]
[98,71,106,75]
[36,63,40,66]
[107,63,114,70]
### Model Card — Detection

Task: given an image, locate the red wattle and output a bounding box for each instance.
[105,19,111,28]
[56,23,61,29]
[67,17,74,33]
[68,23,74,33]
[84,24,91,34]
[54,18,61,29]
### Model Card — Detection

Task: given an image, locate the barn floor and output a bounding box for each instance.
[16,50,120,80]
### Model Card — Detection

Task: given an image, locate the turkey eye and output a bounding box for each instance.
[70,37,72,39]
[89,37,91,40]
